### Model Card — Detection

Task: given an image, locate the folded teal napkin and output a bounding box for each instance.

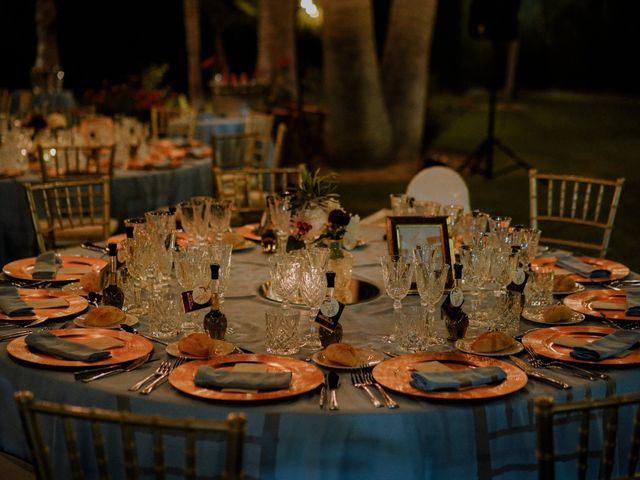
[410,366,506,392]
[0,286,34,316]
[25,332,111,362]
[31,252,62,279]
[555,255,610,278]
[195,366,292,391]
[570,330,640,361]
[626,287,640,316]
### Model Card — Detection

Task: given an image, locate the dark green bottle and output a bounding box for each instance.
[203,264,227,340]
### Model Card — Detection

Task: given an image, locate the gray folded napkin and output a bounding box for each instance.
[626,287,640,316]
[570,330,640,361]
[31,252,62,279]
[555,255,610,278]
[410,366,506,392]
[0,286,34,317]
[25,332,112,362]
[195,366,291,391]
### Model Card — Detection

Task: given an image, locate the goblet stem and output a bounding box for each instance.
[276,232,287,254]
[393,299,403,310]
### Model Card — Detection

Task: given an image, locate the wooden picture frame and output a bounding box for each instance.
[386,216,455,288]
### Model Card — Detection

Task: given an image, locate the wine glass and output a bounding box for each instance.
[414,262,450,345]
[299,262,326,349]
[174,246,208,334]
[178,201,205,245]
[267,195,291,254]
[380,255,414,310]
[269,254,302,309]
[207,199,233,243]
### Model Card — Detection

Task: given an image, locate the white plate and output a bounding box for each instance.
[455,337,524,357]
[553,283,586,296]
[166,339,236,359]
[74,313,138,329]
[312,347,384,370]
[521,307,585,326]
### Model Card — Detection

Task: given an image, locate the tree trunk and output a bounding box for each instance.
[183,0,203,108]
[257,0,298,104]
[382,0,438,163]
[33,0,60,91]
[323,0,392,167]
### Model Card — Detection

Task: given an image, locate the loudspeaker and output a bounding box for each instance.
[469,0,520,42]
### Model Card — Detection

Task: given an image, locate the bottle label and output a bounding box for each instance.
[512,268,526,285]
[181,287,211,313]
[320,298,340,317]
[449,288,464,307]
[315,301,345,332]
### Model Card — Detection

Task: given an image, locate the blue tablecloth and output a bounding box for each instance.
[194,112,244,145]
[0,228,638,479]
[10,90,76,114]
[0,158,214,265]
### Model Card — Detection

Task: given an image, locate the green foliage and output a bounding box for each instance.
[141,64,169,90]
[289,167,340,213]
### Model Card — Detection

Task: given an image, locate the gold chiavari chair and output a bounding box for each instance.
[15,390,246,480]
[151,106,197,140]
[36,144,116,182]
[535,393,640,480]
[272,123,287,168]
[211,132,258,169]
[213,164,304,221]
[245,111,274,167]
[529,169,625,257]
[24,176,117,253]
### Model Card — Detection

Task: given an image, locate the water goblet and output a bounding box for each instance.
[267,195,291,254]
[178,201,205,245]
[299,263,326,349]
[174,246,208,334]
[380,255,414,310]
[414,263,450,346]
[207,199,233,243]
[269,254,302,309]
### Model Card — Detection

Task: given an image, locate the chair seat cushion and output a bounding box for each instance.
[38,218,119,247]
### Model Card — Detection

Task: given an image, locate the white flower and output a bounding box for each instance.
[342,215,360,250]
[294,207,328,241]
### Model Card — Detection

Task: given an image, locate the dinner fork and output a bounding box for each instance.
[140,357,186,395]
[524,345,605,381]
[360,367,398,409]
[351,369,382,408]
[129,360,171,392]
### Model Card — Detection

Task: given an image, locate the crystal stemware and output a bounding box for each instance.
[414,262,450,346]
[207,199,233,243]
[269,254,302,309]
[380,255,414,310]
[267,195,291,254]
[299,262,326,349]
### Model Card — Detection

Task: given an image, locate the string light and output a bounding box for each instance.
[300,0,319,18]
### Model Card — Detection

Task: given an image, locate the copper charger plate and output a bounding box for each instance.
[3,255,107,282]
[372,352,527,400]
[6,328,153,367]
[522,325,640,366]
[235,224,261,242]
[169,354,324,401]
[532,256,629,283]
[564,289,640,321]
[0,288,88,322]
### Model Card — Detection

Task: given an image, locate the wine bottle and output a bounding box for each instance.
[442,263,468,340]
[317,271,345,347]
[102,243,124,308]
[203,263,227,340]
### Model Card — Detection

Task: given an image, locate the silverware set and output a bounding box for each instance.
[79,354,152,383]
[129,357,186,395]
[523,345,607,381]
[351,366,398,408]
[0,327,48,342]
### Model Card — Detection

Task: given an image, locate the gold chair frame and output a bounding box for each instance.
[245,111,274,167]
[210,132,258,169]
[535,393,640,480]
[529,169,625,257]
[36,144,116,182]
[24,176,112,253]
[15,390,246,480]
[272,123,287,168]
[151,106,196,140]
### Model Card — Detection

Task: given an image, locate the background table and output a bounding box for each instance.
[0,158,214,266]
[0,226,638,479]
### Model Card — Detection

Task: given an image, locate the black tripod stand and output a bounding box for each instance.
[461,43,531,179]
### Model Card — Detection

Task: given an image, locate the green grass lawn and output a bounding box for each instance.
[337,89,640,271]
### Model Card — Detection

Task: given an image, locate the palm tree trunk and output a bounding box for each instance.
[184,0,203,108]
[382,0,438,163]
[323,0,392,167]
[257,0,298,105]
[33,0,60,91]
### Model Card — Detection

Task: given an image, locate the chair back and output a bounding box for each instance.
[151,106,196,139]
[213,165,304,219]
[528,169,625,257]
[245,111,274,167]
[535,393,640,480]
[36,144,115,182]
[272,123,287,168]
[406,166,471,212]
[24,176,111,253]
[211,132,258,169]
[15,390,246,480]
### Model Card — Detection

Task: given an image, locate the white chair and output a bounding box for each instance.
[406,166,471,212]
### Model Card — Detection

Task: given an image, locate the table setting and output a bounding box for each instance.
[1,176,640,479]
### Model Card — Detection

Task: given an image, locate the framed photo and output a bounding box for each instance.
[386,216,455,288]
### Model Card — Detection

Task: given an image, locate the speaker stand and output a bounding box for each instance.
[461,44,531,179]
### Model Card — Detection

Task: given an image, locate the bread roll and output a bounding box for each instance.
[84,306,126,327]
[471,331,516,353]
[553,275,576,292]
[324,343,359,367]
[542,304,574,323]
[178,333,217,357]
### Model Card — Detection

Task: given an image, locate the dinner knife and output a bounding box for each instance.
[510,356,571,390]
[80,354,151,382]
[319,373,328,409]
[328,371,339,410]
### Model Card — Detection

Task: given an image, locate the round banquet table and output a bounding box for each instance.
[0,158,214,266]
[0,226,639,480]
